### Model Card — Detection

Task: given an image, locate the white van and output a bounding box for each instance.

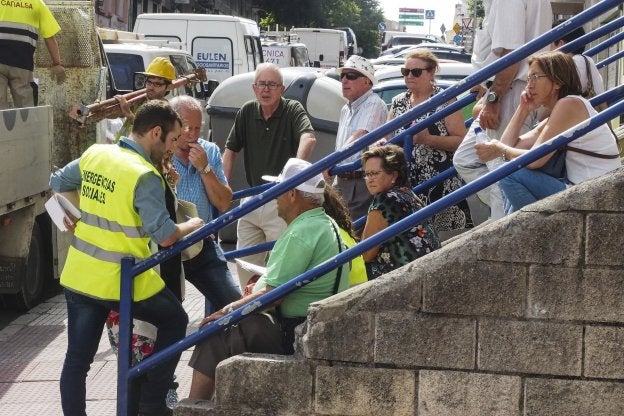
[133,13,263,84]
[290,28,348,68]
[261,41,310,68]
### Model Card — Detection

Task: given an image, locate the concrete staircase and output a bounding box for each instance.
[175,167,624,416]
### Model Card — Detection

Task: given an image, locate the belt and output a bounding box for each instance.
[337,171,363,180]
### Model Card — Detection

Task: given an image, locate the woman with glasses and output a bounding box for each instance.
[387,49,472,235]
[361,144,440,279]
[475,51,620,213]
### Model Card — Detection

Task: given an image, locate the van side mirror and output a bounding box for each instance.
[357,47,363,55]
[313,60,321,68]
[134,73,147,91]
[318,54,324,62]
[205,79,219,98]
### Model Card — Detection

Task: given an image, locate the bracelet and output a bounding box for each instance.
[502,146,510,161]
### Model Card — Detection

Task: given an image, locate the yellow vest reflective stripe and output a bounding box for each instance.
[60,144,165,301]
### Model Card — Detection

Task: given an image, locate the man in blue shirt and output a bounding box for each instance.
[170,96,241,311]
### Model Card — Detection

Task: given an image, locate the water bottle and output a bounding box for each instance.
[474,126,503,170]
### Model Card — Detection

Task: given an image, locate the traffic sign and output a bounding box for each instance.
[400,21,425,26]
[440,24,446,34]
[399,8,424,13]
[378,22,386,31]
[425,10,435,20]
[453,34,462,45]
[453,22,461,34]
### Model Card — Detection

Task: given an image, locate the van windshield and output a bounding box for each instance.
[107,53,144,91]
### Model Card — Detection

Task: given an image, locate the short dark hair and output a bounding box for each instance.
[361,144,409,187]
[553,19,586,54]
[132,100,182,140]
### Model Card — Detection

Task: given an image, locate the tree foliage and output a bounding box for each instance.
[255,0,385,58]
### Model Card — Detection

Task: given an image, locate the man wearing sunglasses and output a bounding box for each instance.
[222,62,317,288]
[332,55,387,224]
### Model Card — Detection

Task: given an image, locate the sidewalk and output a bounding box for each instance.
[0,281,210,416]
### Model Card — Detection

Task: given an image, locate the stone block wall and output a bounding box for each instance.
[175,168,624,416]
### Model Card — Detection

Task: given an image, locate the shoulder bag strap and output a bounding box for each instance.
[566,145,620,159]
[330,222,344,295]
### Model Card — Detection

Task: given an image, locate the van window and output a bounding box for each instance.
[291,46,310,67]
[192,37,234,82]
[107,53,144,91]
[245,36,263,68]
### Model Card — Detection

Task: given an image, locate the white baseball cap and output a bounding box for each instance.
[262,158,325,194]
[336,55,377,85]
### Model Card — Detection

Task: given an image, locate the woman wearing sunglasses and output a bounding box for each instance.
[387,49,472,236]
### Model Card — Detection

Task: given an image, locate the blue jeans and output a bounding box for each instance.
[60,288,187,416]
[183,238,241,313]
[500,168,566,213]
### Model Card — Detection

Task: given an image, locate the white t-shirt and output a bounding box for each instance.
[472,0,553,81]
[566,96,621,185]
[572,54,605,98]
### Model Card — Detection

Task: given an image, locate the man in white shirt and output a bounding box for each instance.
[332,55,388,224]
[453,0,553,219]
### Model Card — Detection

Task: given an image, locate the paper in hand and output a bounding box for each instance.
[45,193,81,232]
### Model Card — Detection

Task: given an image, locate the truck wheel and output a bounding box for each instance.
[13,222,46,310]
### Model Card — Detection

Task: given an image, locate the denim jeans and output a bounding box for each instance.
[499,168,566,213]
[60,288,188,416]
[183,237,241,313]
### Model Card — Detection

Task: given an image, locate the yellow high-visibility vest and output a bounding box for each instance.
[61,144,165,301]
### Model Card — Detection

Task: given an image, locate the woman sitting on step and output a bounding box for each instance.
[474,51,621,213]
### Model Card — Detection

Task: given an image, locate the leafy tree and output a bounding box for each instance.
[255,0,384,57]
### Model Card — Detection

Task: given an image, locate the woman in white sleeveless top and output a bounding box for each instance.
[473,51,620,213]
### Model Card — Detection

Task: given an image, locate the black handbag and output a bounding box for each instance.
[538,147,567,180]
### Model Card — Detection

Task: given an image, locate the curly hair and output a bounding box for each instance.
[323,185,356,240]
[361,144,409,187]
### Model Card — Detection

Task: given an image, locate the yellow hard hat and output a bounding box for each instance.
[140,57,175,81]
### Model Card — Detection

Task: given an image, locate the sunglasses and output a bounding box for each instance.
[340,72,365,81]
[400,67,431,77]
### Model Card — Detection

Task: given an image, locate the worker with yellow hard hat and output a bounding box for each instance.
[110,57,176,143]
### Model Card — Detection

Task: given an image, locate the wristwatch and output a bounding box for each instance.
[200,163,212,175]
[486,91,499,103]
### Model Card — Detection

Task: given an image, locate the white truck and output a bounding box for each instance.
[133,13,263,85]
[0,1,106,309]
[290,28,348,68]
[261,41,310,68]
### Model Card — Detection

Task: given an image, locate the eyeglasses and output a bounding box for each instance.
[526,74,549,84]
[363,170,384,180]
[254,81,282,90]
[145,79,167,88]
[400,67,431,77]
[340,72,365,81]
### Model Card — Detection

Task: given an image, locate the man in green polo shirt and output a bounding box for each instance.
[222,62,317,288]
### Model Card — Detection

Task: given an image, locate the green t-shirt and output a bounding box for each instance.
[224,97,314,187]
[254,207,349,318]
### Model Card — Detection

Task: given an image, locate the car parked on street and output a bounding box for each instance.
[372,43,471,65]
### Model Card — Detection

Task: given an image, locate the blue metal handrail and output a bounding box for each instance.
[122,98,624,401]
[223,83,624,262]
[115,2,624,413]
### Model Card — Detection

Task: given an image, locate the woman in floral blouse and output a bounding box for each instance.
[361,144,440,279]
[388,49,472,233]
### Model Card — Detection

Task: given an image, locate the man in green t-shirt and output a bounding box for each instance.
[187,158,349,400]
[222,63,317,288]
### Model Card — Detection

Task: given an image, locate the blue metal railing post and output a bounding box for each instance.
[115,2,624,414]
[117,257,135,416]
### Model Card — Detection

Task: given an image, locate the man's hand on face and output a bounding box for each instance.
[188,142,208,171]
